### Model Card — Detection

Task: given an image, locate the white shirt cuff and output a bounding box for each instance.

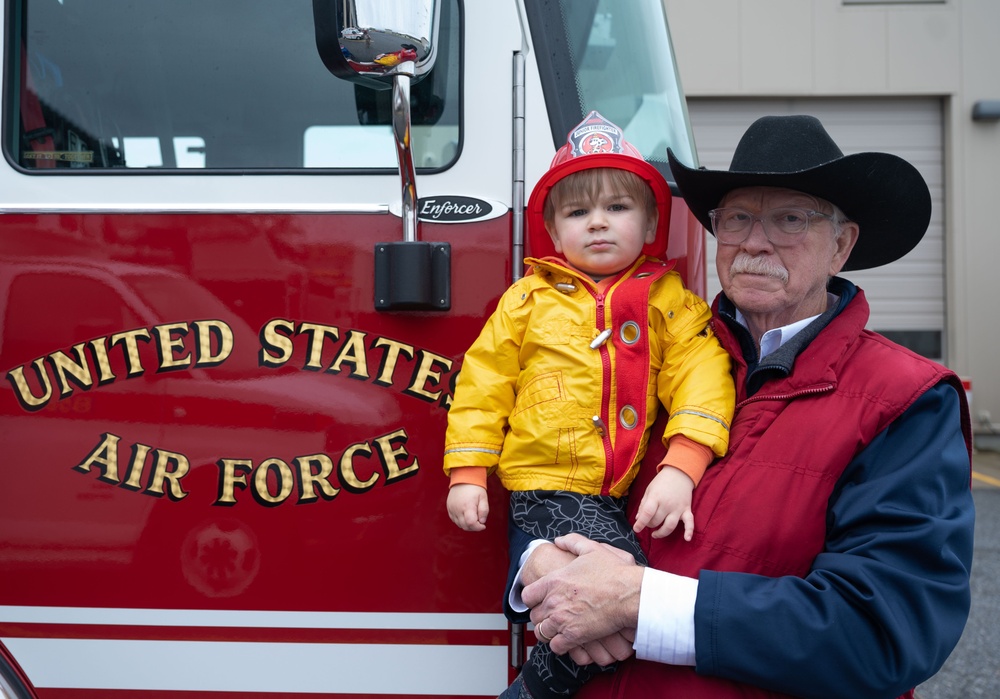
[634,567,698,666]
[507,539,551,613]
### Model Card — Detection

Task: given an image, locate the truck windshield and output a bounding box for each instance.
[6,0,459,171]
[526,0,698,173]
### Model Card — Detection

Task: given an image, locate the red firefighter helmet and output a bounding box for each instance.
[526,110,672,261]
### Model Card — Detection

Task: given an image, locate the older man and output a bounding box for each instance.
[510,115,974,699]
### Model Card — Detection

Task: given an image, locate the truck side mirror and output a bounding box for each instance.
[312,0,440,91]
[312,0,450,312]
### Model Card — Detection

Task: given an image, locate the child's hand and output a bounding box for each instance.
[447,484,490,531]
[632,466,695,540]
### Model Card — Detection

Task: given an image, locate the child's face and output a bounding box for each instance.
[546,172,657,278]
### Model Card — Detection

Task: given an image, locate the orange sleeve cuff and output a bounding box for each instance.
[657,435,715,486]
[449,466,489,489]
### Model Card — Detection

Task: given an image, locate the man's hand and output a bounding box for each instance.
[520,540,578,586]
[522,534,643,660]
[446,484,489,531]
[566,628,637,667]
[633,466,695,540]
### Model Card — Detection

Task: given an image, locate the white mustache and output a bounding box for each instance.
[729,253,789,283]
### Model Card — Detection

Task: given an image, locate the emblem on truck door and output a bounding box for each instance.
[389,195,507,223]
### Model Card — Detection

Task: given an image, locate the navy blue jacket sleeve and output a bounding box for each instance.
[503,516,535,623]
[693,382,975,698]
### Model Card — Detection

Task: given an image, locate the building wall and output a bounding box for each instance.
[664,0,1000,438]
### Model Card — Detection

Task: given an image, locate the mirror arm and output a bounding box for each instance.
[312,1,450,311]
[392,64,418,243]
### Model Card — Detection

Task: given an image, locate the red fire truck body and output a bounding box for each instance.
[0,1,705,696]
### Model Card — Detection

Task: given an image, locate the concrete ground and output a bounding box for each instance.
[916,445,1000,698]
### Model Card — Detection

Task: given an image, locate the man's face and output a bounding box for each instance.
[715,187,858,331]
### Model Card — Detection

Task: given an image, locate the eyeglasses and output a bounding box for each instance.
[708,207,836,247]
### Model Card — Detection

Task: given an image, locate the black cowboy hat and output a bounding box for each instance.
[667,114,931,271]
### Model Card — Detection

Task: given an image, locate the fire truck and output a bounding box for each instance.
[0,1,705,696]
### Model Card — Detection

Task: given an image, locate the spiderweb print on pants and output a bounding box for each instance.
[508,490,647,565]
[508,490,647,697]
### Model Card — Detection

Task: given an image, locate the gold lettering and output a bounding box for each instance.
[372,337,414,386]
[260,319,295,366]
[375,429,419,482]
[194,320,234,367]
[253,458,294,505]
[85,430,420,506]
[216,459,253,506]
[122,442,154,490]
[442,369,459,410]
[89,338,116,384]
[299,323,340,370]
[295,454,340,502]
[110,329,152,377]
[339,442,379,493]
[146,449,190,500]
[405,350,453,402]
[50,343,93,397]
[155,323,192,370]
[73,433,122,484]
[328,330,369,378]
[5,358,53,411]
[6,319,463,418]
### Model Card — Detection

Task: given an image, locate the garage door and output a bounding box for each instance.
[687,98,945,361]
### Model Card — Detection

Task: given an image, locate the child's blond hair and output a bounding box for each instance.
[543,168,658,227]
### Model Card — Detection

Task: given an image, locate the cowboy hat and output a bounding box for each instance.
[667,114,931,271]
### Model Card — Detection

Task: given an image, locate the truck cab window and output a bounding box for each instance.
[7,0,459,172]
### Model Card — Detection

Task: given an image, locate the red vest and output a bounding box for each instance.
[578,290,969,699]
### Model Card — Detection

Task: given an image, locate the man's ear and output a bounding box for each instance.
[830,222,860,275]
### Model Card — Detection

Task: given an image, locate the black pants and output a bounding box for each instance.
[508,490,647,698]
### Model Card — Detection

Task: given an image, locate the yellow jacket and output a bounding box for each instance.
[443,256,733,498]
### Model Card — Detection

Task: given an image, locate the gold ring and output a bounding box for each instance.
[535,620,553,643]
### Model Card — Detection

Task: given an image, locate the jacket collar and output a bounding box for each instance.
[524,254,671,290]
[715,277,861,396]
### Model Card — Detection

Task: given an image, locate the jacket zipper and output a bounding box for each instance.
[710,318,837,409]
[593,290,616,496]
[736,383,835,409]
